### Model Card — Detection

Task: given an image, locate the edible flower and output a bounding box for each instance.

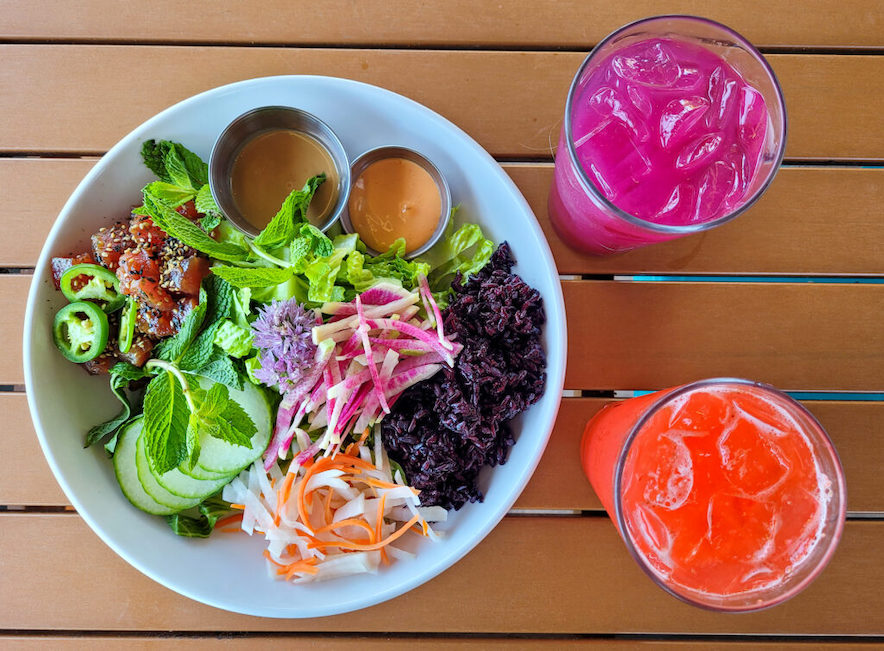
[251,298,317,394]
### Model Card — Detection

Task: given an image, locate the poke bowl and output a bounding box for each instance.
[22,76,567,617]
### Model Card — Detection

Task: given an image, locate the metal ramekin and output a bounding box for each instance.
[340,146,451,259]
[208,106,351,237]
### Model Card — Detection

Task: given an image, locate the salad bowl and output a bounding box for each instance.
[23,75,567,617]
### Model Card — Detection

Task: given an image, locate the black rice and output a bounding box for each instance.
[381,243,547,510]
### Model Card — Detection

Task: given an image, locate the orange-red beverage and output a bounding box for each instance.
[581,379,846,611]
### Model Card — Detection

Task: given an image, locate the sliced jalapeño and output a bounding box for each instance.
[52,301,109,363]
[118,296,137,354]
[60,263,126,313]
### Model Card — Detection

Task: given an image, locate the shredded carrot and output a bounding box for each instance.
[215,512,244,530]
[230,503,245,510]
[376,492,389,565]
[309,513,422,552]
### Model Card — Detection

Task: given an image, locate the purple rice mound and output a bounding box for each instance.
[381,243,547,510]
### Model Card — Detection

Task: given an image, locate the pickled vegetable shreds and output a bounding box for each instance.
[381,243,546,510]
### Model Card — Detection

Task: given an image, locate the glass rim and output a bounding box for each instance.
[563,14,788,235]
[611,377,847,612]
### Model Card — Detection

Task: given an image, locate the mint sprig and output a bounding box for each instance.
[139,276,254,474]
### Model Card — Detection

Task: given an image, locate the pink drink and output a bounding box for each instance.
[549,18,786,254]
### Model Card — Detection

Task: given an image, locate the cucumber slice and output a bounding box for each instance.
[195,379,272,475]
[112,419,179,516]
[178,461,231,481]
[134,420,204,510]
[150,455,234,500]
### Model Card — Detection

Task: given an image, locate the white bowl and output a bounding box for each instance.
[23,76,567,617]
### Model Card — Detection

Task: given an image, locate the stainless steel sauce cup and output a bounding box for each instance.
[341,146,452,259]
[209,106,351,237]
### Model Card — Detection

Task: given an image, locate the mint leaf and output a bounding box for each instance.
[173,143,209,187]
[215,418,253,448]
[211,265,295,289]
[108,361,150,382]
[143,181,195,208]
[165,493,234,538]
[143,371,190,474]
[178,278,231,371]
[195,352,243,390]
[223,397,257,442]
[141,140,171,182]
[154,292,207,363]
[164,145,196,190]
[253,174,325,249]
[142,192,248,263]
[184,411,201,470]
[200,212,222,231]
[84,373,133,448]
[198,383,229,419]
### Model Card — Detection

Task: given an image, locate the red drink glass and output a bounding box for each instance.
[581,378,846,611]
[549,16,787,255]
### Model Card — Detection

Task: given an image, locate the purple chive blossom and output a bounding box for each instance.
[251,299,317,394]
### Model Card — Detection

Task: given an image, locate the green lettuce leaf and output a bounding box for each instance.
[213,319,254,358]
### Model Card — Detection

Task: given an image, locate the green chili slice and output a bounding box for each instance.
[118,296,137,354]
[53,301,109,363]
[60,263,126,313]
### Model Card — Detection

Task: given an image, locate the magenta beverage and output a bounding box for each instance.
[549,16,786,255]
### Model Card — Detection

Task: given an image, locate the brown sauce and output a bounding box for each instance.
[348,157,442,254]
[231,129,338,230]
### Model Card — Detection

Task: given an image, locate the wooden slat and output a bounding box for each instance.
[0,638,875,650]
[2,0,882,49]
[1,47,881,160]
[5,159,884,276]
[510,165,884,277]
[9,393,882,512]
[1,513,881,634]
[564,281,884,392]
[0,275,28,385]
[8,277,883,389]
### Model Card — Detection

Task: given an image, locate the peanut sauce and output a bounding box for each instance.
[231,129,338,230]
[347,157,442,254]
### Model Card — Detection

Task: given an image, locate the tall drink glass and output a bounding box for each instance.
[581,379,846,611]
[549,16,787,255]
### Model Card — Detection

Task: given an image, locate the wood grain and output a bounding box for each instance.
[4,158,884,276]
[8,276,883,390]
[0,47,881,160]
[8,392,882,513]
[2,0,882,49]
[1,513,881,634]
[563,281,884,392]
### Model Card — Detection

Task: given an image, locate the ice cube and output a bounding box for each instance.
[612,41,680,88]
[626,83,653,117]
[693,159,740,222]
[666,390,732,434]
[705,66,739,129]
[717,416,791,498]
[658,97,710,149]
[675,133,724,171]
[631,503,675,571]
[706,493,779,563]
[586,86,650,143]
[641,432,694,510]
[575,118,653,195]
[653,182,696,224]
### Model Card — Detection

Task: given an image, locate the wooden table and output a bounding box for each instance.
[2,2,882,647]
